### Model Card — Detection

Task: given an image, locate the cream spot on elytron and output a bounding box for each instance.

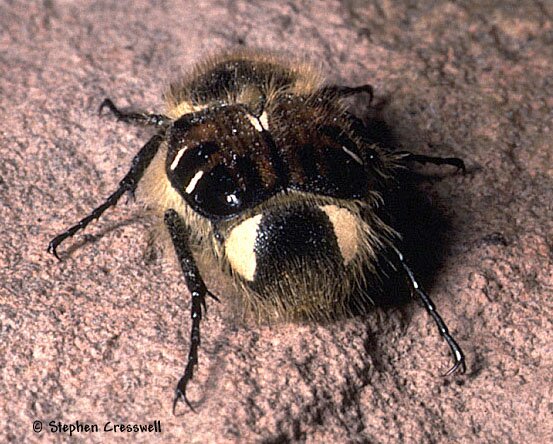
[246,111,269,132]
[170,146,189,170]
[225,214,263,281]
[185,170,204,194]
[258,111,269,130]
[320,205,359,264]
[341,146,363,165]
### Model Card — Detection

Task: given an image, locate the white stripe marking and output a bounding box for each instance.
[170,146,189,170]
[246,111,269,132]
[342,146,363,165]
[185,170,204,194]
[259,111,269,130]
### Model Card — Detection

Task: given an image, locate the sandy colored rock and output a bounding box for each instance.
[1,1,551,442]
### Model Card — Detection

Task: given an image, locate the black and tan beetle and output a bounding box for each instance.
[48,50,466,412]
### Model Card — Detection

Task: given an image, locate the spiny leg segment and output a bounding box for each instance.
[47,133,163,259]
[395,249,466,375]
[99,98,171,127]
[164,209,219,414]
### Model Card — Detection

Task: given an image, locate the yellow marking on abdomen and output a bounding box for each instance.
[225,214,263,281]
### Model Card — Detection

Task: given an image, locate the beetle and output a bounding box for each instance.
[48,50,466,412]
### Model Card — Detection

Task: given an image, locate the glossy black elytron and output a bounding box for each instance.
[167,99,375,220]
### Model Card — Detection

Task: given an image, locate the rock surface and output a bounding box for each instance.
[1,1,551,442]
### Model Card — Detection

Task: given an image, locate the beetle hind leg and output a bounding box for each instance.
[395,249,466,375]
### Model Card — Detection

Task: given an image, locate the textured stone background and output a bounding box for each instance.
[1,1,552,442]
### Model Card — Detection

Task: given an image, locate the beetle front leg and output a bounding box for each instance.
[47,133,164,259]
[99,98,171,127]
[321,84,374,104]
[397,151,466,172]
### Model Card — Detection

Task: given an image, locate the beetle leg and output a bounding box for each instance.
[397,151,466,172]
[321,84,374,104]
[99,98,171,127]
[164,209,212,414]
[396,249,466,376]
[47,133,163,260]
